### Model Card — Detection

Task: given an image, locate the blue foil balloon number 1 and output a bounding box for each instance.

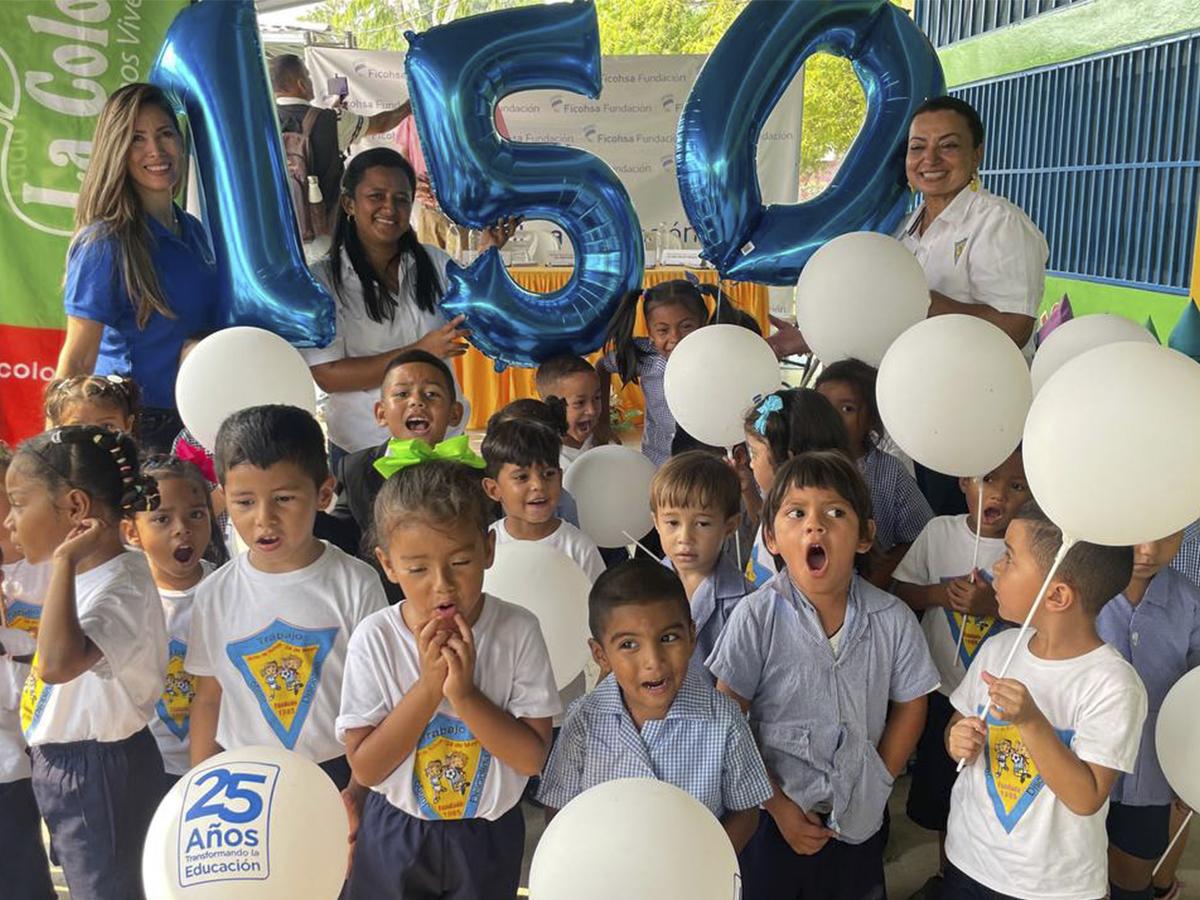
[404,0,643,371]
[676,0,945,285]
[151,0,334,346]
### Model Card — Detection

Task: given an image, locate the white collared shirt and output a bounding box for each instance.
[896,186,1048,359]
[301,245,470,452]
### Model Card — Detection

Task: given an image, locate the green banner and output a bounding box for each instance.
[0,0,186,444]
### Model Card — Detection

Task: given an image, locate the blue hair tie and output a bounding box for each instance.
[753,394,783,435]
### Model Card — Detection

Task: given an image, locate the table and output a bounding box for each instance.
[453,267,770,430]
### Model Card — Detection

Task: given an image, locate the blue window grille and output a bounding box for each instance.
[953,34,1199,295]
[913,0,1090,48]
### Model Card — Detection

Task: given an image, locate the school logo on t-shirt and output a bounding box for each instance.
[940,572,1003,667]
[982,708,1074,833]
[954,238,968,264]
[413,712,491,820]
[157,639,195,741]
[745,537,775,586]
[225,620,338,750]
[19,655,52,736]
[5,601,42,638]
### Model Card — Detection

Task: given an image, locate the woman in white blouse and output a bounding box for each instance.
[768,96,1047,362]
[897,95,1048,358]
[303,148,515,464]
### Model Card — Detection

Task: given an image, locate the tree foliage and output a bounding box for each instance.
[304,0,872,181]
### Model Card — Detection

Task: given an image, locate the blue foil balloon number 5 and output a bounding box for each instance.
[676,0,945,286]
[404,0,643,371]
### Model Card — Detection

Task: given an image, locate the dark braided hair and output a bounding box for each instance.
[139,455,229,566]
[15,426,159,520]
[328,148,444,322]
[44,374,141,427]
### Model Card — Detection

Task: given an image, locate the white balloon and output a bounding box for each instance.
[664,324,780,449]
[795,231,930,366]
[142,746,348,900]
[1023,341,1200,545]
[1031,314,1156,394]
[483,542,591,690]
[176,327,318,450]
[562,445,656,547]
[1156,668,1200,810]
[529,778,740,900]
[877,315,1031,477]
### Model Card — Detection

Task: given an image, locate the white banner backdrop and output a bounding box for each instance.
[305,47,803,248]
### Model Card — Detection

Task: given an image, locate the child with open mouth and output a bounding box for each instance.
[708,451,939,900]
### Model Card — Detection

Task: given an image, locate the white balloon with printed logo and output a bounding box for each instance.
[176,327,318,450]
[664,324,781,448]
[1030,313,1157,394]
[877,315,1031,477]
[795,231,930,367]
[1023,341,1200,545]
[142,745,348,899]
[483,542,591,690]
[1156,667,1200,811]
[562,444,656,547]
[529,778,740,899]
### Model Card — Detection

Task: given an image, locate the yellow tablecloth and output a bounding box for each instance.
[453,267,770,430]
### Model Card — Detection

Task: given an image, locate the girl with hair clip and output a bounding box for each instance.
[3,426,168,900]
[44,373,141,434]
[741,389,852,586]
[302,147,514,468]
[597,279,733,468]
[122,456,227,789]
[55,83,218,455]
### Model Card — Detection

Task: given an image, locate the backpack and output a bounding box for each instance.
[282,106,331,243]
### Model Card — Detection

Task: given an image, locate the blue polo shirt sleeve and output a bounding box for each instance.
[706,598,765,704]
[63,231,128,329]
[718,695,773,812]
[535,703,588,811]
[889,603,941,703]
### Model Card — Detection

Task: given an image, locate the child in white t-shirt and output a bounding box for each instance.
[186,406,387,801]
[0,445,55,900]
[944,501,1148,900]
[123,455,228,785]
[339,459,559,899]
[482,418,605,581]
[7,426,167,900]
[893,448,1027,888]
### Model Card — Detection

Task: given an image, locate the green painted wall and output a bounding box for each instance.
[1038,278,1190,343]
[935,0,1200,329]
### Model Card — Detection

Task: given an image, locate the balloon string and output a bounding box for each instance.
[622,530,658,561]
[728,447,743,570]
[957,535,1075,773]
[956,478,984,668]
[1154,810,1193,878]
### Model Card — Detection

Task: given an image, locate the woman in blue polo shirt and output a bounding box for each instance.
[55,82,217,453]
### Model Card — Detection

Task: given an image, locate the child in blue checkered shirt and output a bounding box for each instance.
[537,559,773,852]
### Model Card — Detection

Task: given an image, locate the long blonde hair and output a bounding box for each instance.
[73,83,182,329]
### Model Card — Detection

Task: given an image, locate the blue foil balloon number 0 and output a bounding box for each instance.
[404,0,643,371]
[676,0,945,285]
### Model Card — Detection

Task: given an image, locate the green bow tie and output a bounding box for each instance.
[373,435,486,479]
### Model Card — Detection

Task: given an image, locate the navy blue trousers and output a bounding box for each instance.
[31,727,165,900]
[346,791,524,900]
